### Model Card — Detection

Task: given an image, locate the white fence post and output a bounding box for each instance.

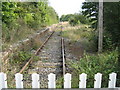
[32,73,40,88]
[79,73,87,88]
[64,73,71,88]
[108,73,117,88]
[0,72,7,89]
[94,73,102,88]
[48,73,56,88]
[15,73,23,88]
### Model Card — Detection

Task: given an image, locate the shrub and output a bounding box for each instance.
[68,50,119,88]
[10,51,31,64]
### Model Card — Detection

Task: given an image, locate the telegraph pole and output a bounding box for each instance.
[98,0,103,53]
[0,1,2,72]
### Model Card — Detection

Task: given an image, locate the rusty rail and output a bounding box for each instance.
[19,31,55,73]
[61,37,66,76]
[2,28,49,62]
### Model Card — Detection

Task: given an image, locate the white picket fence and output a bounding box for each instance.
[0,72,118,89]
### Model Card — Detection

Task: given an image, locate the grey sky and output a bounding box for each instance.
[48,0,85,17]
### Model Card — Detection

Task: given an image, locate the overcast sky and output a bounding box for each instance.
[48,0,85,17]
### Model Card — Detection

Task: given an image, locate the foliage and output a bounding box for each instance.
[103,2,120,50]
[69,13,90,26]
[46,6,59,25]
[56,77,64,88]
[10,51,31,64]
[82,2,120,50]
[10,50,40,65]
[82,2,98,28]
[68,50,119,88]
[60,14,73,21]
[2,2,58,44]
[60,13,90,26]
[62,25,97,52]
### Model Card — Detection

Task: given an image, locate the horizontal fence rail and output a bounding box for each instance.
[0,72,118,89]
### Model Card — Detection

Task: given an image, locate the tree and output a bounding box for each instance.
[60,13,89,26]
[82,2,120,50]
[2,2,59,43]
[60,14,73,22]
[82,2,99,28]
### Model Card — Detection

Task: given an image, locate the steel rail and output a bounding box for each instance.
[61,37,66,76]
[19,31,55,73]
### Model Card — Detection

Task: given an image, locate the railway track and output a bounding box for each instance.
[17,28,66,88]
[61,37,66,76]
[19,31,55,73]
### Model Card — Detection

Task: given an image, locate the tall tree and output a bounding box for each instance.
[82,2,99,28]
[82,2,120,50]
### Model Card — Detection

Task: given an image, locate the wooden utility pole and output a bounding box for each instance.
[0,1,2,72]
[98,0,103,53]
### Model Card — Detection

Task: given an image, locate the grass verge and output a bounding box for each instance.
[62,24,97,52]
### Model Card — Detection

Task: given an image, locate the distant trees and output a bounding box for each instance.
[60,14,73,22]
[60,13,90,26]
[69,13,90,26]
[46,6,59,25]
[82,2,98,28]
[2,1,59,43]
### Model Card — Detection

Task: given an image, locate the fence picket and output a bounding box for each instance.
[79,73,87,88]
[48,73,56,88]
[108,73,117,88]
[94,73,102,88]
[0,72,118,88]
[64,73,71,88]
[0,72,7,89]
[15,73,23,88]
[32,73,40,88]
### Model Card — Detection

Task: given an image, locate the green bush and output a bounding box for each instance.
[10,51,31,64]
[9,50,40,65]
[82,2,120,50]
[2,2,58,45]
[68,50,119,88]
[103,31,115,50]
[69,14,90,26]
[62,25,97,52]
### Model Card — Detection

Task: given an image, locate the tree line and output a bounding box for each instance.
[2,1,59,43]
[60,13,90,26]
[60,2,120,52]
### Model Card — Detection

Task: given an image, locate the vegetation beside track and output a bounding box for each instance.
[1,1,120,88]
[59,2,120,88]
[2,1,59,50]
[69,50,119,88]
[58,23,119,88]
[62,24,97,52]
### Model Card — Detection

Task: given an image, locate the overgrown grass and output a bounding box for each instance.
[2,2,59,50]
[57,24,119,88]
[56,77,64,88]
[2,19,35,50]
[67,50,119,88]
[9,50,40,65]
[9,51,31,65]
[62,24,97,52]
